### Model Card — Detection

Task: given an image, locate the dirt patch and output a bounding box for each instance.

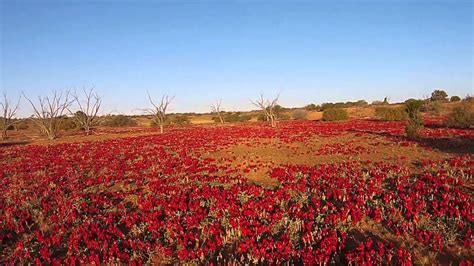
[206,133,450,187]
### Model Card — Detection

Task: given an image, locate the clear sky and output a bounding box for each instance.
[1,0,473,115]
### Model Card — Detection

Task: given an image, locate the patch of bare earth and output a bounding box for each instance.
[207,132,450,188]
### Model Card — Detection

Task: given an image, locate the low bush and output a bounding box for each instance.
[14,119,29,130]
[450,96,461,102]
[375,107,407,121]
[404,99,424,139]
[446,104,473,128]
[221,113,252,123]
[322,108,348,121]
[292,109,308,120]
[256,113,267,122]
[103,115,137,127]
[304,103,320,111]
[170,115,190,125]
[58,117,78,131]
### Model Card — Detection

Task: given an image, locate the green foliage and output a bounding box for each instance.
[58,117,78,131]
[170,115,190,125]
[404,99,424,120]
[304,103,320,111]
[430,89,448,102]
[450,96,461,102]
[446,104,473,128]
[405,121,423,139]
[375,107,407,121]
[292,109,308,120]
[404,99,424,139]
[321,100,368,110]
[278,113,291,120]
[256,113,267,122]
[429,101,442,114]
[220,113,252,123]
[14,119,29,130]
[322,108,348,121]
[103,115,137,127]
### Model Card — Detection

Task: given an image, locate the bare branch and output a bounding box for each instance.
[250,94,280,127]
[23,90,72,140]
[210,99,224,123]
[69,87,102,135]
[1,93,21,140]
[147,91,174,133]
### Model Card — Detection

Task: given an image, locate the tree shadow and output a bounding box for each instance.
[0,140,31,148]
[348,129,474,155]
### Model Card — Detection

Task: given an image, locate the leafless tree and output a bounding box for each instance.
[251,94,280,127]
[1,93,21,140]
[146,92,174,134]
[210,99,224,123]
[24,90,72,140]
[69,88,102,135]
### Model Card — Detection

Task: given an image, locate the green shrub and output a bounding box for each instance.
[375,107,407,121]
[405,121,423,139]
[304,103,320,111]
[278,113,291,120]
[103,115,137,127]
[14,119,29,130]
[256,113,267,122]
[450,96,461,102]
[171,115,190,125]
[292,110,308,120]
[430,89,448,102]
[58,117,78,131]
[222,113,252,123]
[446,104,473,128]
[404,99,424,139]
[322,108,348,121]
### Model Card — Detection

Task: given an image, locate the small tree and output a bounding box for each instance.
[69,88,102,135]
[304,103,319,111]
[210,99,224,123]
[292,109,308,120]
[251,94,279,127]
[446,104,473,128]
[322,108,348,121]
[450,96,461,102]
[1,93,21,140]
[146,92,174,134]
[430,90,448,102]
[404,99,424,139]
[24,90,72,140]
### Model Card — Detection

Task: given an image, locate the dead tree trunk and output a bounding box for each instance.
[146,92,174,134]
[251,94,279,128]
[1,93,21,140]
[24,90,72,140]
[211,99,224,123]
[69,88,102,136]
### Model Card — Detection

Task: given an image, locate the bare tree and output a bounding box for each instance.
[251,94,280,127]
[24,90,72,140]
[69,88,102,135]
[1,93,21,140]
[146,92,174,134]
[210,99,224,123]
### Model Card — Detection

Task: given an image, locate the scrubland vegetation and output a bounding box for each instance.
[1,89,473,264]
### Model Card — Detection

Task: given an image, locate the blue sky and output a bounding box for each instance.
[1,0,472,115]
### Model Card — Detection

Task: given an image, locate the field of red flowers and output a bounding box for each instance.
[1,119,473,265]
